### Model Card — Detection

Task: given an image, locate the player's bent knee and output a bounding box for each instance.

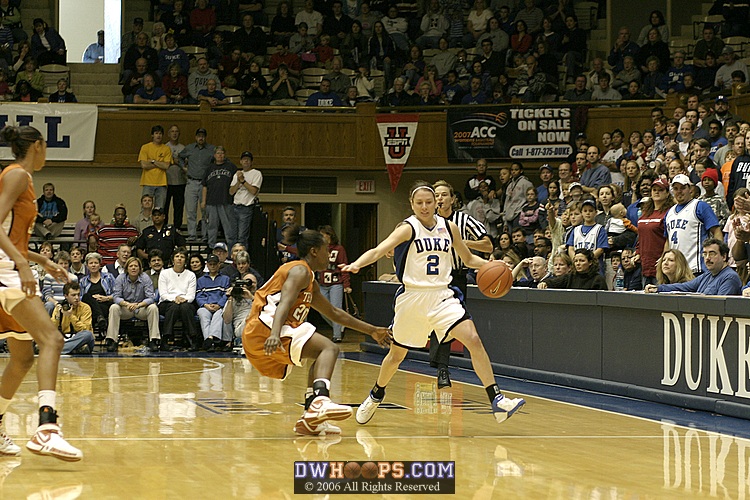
[37,333,64,352]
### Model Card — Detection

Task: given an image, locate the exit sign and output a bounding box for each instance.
[355,180,375,193]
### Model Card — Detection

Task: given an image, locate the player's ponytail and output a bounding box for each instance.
[297,230,325,258]
[1,125,43,159]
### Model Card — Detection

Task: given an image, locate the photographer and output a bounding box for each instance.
[50,282,95,355]
[223,251,257,347]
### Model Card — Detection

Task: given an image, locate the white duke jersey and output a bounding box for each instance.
[665,199,711,273]
[394,215,453,288]
[572,224,603,251]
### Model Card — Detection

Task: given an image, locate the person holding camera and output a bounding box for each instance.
[50,282,95,355]
[223,250,257,346]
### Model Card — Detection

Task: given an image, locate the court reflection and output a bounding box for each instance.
[0,357,743,498]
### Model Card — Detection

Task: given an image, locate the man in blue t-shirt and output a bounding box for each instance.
[461,76,487,104]
[305,79,344,106]
[134,73,167,104]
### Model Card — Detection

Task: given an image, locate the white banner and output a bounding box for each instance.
[0,104,98,161]
[375,114,419,192]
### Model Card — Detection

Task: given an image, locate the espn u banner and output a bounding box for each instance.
[376,114,419,192]
[0,104,98,161]
[446,105,587,162]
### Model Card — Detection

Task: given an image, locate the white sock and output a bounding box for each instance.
[0,396,11,416]
[38,390,56,409]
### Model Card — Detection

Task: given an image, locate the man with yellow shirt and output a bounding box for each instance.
[138,125,172,210]
[50,283,95,355]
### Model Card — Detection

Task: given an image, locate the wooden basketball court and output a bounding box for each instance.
[0,347,746,498]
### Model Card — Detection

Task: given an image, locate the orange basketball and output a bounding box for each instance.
[476,260,512,298]
[344,461,361,479]
[361,461,379,479]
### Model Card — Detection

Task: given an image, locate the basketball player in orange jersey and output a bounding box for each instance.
[0,125,82,461]
[342,180,525,427]
[243,229,391,436]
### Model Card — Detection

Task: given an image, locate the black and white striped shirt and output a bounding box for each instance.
[444,210,489,270]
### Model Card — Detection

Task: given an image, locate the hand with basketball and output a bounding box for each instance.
[476,260,513,298]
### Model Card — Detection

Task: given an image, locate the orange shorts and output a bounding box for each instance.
[242,318,316,380]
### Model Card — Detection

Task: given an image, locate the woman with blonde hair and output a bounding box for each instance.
[656,248,695,285]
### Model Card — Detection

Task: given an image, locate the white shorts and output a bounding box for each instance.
[0,261,40,297]
[391,286,469,349]
[283,322,316,370]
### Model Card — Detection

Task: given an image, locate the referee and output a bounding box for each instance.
[431,180,494,388]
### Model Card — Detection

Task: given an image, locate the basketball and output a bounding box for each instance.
[361,461,379,479]
[476,261,512,298]
[344,461,361,479]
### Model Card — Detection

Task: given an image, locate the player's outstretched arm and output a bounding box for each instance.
[449,221,488,269]
[341,224,412,273]
[310,282,392,347]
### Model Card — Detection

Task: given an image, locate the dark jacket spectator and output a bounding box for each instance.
[30,18,66,66]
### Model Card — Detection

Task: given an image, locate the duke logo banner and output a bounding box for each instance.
[447,105,586,162]
[376,114,419,192]
[0,104,98,161]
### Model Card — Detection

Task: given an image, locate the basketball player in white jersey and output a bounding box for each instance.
[664,174,722,274]
[342,181,525,426]
[431,180,493,388]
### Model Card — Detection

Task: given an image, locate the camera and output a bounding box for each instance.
[231,279,250,300]
[60,299,71,311]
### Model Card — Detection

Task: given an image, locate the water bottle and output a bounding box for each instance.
[614,265,625,291]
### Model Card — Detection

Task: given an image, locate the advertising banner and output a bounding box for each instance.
[447,105,587,162]
[0,104,98,161]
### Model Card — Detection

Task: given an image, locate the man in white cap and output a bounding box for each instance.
[664,174,722,275]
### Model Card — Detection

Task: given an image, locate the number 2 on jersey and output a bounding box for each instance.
[426,255,439,275]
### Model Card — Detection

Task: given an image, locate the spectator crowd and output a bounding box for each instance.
[462,102,750,300]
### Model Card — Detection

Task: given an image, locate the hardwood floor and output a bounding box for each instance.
[0,353,744,498]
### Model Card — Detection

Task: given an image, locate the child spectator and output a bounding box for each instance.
[567,182,584,203]
[85,213,102,240]
[566,199,609,274]
[607,203,638,251]
[699,168,730,227]
[442,70,464,104]
[511,226,531,259]
[313,34,334,66]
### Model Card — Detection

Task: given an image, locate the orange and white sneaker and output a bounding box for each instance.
[294,419,342,436]
[0,419,20,457]
[25,424,83,462]
[300,396,352,428]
